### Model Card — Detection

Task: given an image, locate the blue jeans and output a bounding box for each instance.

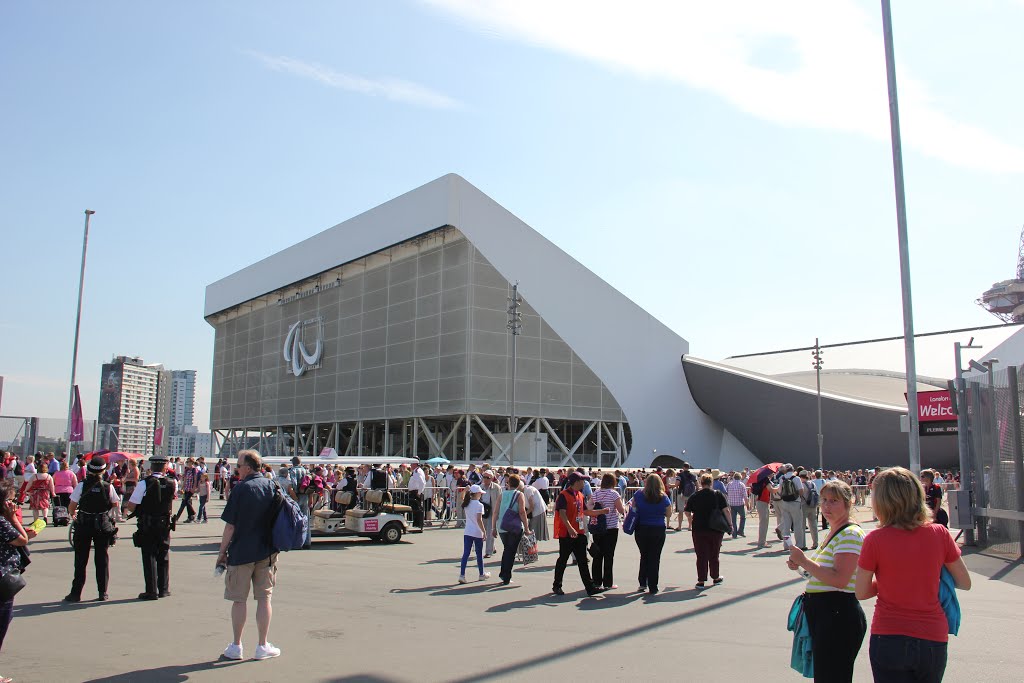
[460,535,484,577]
[197,495,208,522]
[730,505,746,537]
[869,634,947,683]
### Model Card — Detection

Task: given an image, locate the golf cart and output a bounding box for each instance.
[313,489,412,543]
[264,456,421,543]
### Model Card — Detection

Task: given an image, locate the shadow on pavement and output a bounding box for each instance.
[961,547,1024,588]
[82,658,248,682]
[321,676,404,683]
[458,575,804,682]
[15,597,140,617]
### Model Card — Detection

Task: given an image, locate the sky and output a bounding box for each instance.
[1,1,1022,434]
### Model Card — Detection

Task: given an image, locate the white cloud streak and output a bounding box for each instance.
[246,51,461,110]
[424,0,1023,173]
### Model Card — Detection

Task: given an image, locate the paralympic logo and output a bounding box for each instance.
[283,317,324,377]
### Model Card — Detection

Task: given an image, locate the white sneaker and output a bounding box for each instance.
[222,643,243,660]
[478,572,491,581]
[254,642,281,660]
[458,575,468,584]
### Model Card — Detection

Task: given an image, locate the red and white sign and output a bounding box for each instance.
[915,390,955,422]
[363,519,379,532]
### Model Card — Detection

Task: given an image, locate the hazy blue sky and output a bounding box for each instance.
[2,1,1021,432]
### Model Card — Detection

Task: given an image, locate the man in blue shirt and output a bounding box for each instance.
[217,450,280,662]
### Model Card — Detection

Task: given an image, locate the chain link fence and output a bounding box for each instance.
[0,415,99,458]
[965,365,1024,557]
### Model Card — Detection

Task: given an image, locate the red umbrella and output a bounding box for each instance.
[82,450,112,462]
[747,462,783,487]
[106,452,145,464]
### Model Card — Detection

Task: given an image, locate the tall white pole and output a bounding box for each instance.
[65,209,94,458]
[812,338,824,472]
[881,0,921,473]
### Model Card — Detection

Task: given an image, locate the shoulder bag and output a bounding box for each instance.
[708,491,732,534]
[499,491,523,533]
[622,493,639,535]
[0,566,26,601]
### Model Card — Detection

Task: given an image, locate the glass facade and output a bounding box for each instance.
[209,228,624,430]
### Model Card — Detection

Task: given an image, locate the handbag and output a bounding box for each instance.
[500,492,523,533]
[709,492,731,534]
[0,568,26,601]
[517,531,538,565]
[622,504,638,535]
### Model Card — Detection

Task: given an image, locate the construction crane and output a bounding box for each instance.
[978,225,1024,322]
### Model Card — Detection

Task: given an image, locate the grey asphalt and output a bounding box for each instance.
[4,500,1022,683]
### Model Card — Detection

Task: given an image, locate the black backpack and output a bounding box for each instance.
[14,461,24,476]
[779,475,799,502]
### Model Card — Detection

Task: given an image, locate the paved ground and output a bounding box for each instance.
[4,500,1023,683]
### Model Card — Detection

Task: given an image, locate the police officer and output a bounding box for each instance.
[63,456,119,602]
[125,453,176,600]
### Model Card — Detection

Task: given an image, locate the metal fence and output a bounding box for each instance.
[0,415,99,457]
[963,365,1024,557]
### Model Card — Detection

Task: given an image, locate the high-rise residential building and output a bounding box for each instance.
[193,431,213,458]
[153,366,172,459]
[168,370,197,457]
[170,370,196,435]
[97,356,162,456]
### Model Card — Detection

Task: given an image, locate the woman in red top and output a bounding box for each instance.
[855,467,971,683]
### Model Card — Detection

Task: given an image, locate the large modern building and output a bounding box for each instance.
[204,174,761,470]
[205,174,1010,470]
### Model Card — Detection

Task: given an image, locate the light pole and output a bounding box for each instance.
[881,0,922,474]
[954,338,981,545]
[65,209,95,460]
[507,283,523,466]
[811,338,824,472]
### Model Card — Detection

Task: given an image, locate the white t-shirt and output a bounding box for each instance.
[524,485,545,517]
[533,476,549,490]
[463,499,485,538]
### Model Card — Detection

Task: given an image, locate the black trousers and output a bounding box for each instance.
[174,492,195,521]
[590,529,619,588]
[553,535,594,591]
[410,492,424,528]
[70,526,110,597]
[803,591,866,683]
[139,532,170,595]
[55,492,71,508]
[499,530,523,582]
[634,525,666,591]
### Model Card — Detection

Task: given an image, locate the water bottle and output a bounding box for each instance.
[214,562,226,578]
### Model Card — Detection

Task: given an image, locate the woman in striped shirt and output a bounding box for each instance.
[787,480,866,683]
[589,473,625,590]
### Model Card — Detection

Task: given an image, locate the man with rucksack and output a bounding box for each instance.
[776,464,806,550]
[798,470,819,549]
[217,449,281,661]
[287,456,312,550]
[676,462,697,531]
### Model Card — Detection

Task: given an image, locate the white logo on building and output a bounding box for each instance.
[283,317,324,377]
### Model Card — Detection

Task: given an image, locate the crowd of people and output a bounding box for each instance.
[0,449,971,681]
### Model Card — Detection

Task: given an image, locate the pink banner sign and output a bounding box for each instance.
[916,390,955,423]
[70,385,84,441]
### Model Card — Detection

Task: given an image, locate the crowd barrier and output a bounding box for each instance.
[303,481,877,528]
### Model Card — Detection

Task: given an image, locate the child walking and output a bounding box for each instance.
[459,484,490,584]
[197,473,212,523]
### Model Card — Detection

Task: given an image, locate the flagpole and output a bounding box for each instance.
[65,209,95,459]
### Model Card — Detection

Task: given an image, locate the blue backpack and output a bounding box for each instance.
[270,486,308,552]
